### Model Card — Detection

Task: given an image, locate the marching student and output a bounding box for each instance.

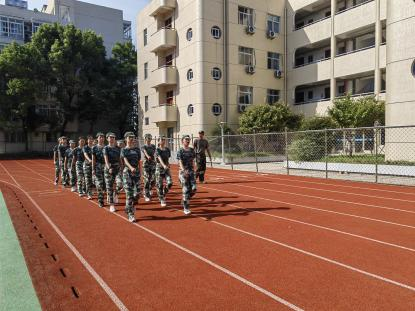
[83,135,94,200]
[64,140,77,192]
[155,136,173,207]
[121,132,142,222]
[92,133,106,208]
[115,140,125,202]
[193,130,212,183]
[58,136,69,186]
[141,134,156,202]
[177,135,197,215]
[53,137,61,185]
[103,132,121,212]
[73,137,86,197]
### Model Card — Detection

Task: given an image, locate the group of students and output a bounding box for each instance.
[53,130,212,222]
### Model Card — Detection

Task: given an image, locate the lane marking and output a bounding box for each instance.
[8,161,303,310]
[0,163,129,311]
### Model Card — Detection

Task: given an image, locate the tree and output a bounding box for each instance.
[300,116,337,131]
[105,42,138,136]
[239,104,302,134]
[0,43,46,150]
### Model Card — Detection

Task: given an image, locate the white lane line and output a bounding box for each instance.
[210,168,415,196]
[201,185,415,230]
[13,162,303,310]
[0,164,129,311]
[207,173,415,214]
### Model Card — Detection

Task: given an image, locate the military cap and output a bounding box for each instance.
[96,132,105,138]
[69,140,76,144]
[158,135,167,141]
[144,133,152,140]
[106,132,116,138]
[60,136,68,140]
[117,139,125,144]
[124,131,135,138]
[198,130,205,134]
[182,134,191,140]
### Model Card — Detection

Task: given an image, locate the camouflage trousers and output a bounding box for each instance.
[178,169,196,206]
[196,154,207,182]
[54,161,60,183]
[76,161,85,194]
[116,168,123,193]
[60,159,69,185]
[155,165,173,201]
[143,164,156,198]
[123,167,140,217]
[67,160,77,187]
[104,164,120,205]
[94,163,105,205]
[83,161,93,197]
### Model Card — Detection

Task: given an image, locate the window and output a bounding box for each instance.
[267,89,280,104]
[267,15,280,33]
[412,60,415,77]
[325,49,331,58]
[165,54,173,66]
[308,91,313,100]
[186,28,192,41]
[5,131,25,143]
[338,85,345,96]
[212,67,222,80]
[145,117,149,125]
[324,87,330,99]
[267,52,280,70]
[144,62,148,79]
[239,46,254,65]
[165,17,172,29]
[295,57,305,67]
[211,26,221,39]
[36,104,58,117]
[238,6,254,25]
[144,96,149,112]
[295,92,305,104]
[308,55,314,63]
[187,104,194,116]
[0,17,24,40]
[187,69,193,81]
[143,28,147,46]
[166,90,174,105]
[237,85,253,108]
[212,103,222,116]
[325,11,331,17]
[32,22,42,34]
[123,22,132,40]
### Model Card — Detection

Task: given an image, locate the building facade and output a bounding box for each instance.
[137,0,415,138]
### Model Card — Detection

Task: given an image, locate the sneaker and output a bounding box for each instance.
[71,187,76,192]
[160,200,167,207]
[110,205,116,212]
[128,215,135,223]
[113,193,119,204]
[184,207,191,215]
[144,196,150,202]
[79,193,85,197]
[54,181,58,186]
[87,195,93,200]
[98,202,104,208]
[106,196,110,204]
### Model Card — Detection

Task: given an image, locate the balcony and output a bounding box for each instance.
[151,66,177,88]
[149,28,177,53]
[149,0,176,17]
[334,0,375,36]
[291,58,331,85]
[151,104,177,123]
[291,16,331,48]
[334,46,375,78]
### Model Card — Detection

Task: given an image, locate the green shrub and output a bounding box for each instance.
[289,137,325,162]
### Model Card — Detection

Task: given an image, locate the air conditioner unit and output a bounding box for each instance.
[267,30,276,39]
[246,65,255,74]
[246,25,255,34]
[238,104,248,113]
[274,69,283,79]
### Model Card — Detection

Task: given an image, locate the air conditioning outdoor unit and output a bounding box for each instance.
[246,65,255,74]
[274,69,283,79]
[267,30,276,39]
[246,25,255,34]
[238,104,248,113]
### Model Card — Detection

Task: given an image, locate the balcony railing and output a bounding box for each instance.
[336,44,375,57]
[149,0,176,17]
[294,57,330,69]
[294,15,331,31]
[294,97,330,105]
[149,27,177,53]
[151,65,177,88]
[335,0,374,15]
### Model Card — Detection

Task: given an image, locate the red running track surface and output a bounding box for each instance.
[0,159,414,310]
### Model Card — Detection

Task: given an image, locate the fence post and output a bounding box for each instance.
[227,131,233,170]
[253,130,259,173]
[374,125,379,183]
[325,128,328,179]
[285,127,289,175]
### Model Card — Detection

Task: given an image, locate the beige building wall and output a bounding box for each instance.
[138,0,285,139]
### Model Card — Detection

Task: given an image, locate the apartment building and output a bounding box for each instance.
[137,0,285,138]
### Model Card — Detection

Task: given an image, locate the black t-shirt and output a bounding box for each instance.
[58,144,68,159]
[103,146,121,165]
[83,145,92,160]
[92,145,105,164]
[156,147,171,165]
[141,144,156,163]
[65,148,74,161]
[121,147,141,168]
[177,147,195,170]
[74,146,85,162]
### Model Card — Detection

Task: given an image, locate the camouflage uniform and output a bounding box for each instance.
[53,144,60,184]
[74,146,86,195]
[64,147,77,187]
[193,138,209,182]
[58,144,69,185]
[103,145,121,205]
[142,143,156,198]
[177,147,197,209]
[115,143,124,194]
[155,147,173,202]
[92,145,105,206]
[83,144,94,197]
[121,146,141,217]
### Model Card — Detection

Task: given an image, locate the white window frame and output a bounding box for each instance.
[186,28,192,41]
[239,46,254,65]
[211,26,221,39]
[32,22,42,34]
[187,69,193,81]
[212,67,222,80]
[267,89,280,104]
[267,52,280,70]
[187,104,194,116]
[0,16,24,40]
[166,90,174,105]
[238,6,254,26]
[212,103,222,116]
[238,86,253,106]
[267,15,280,33]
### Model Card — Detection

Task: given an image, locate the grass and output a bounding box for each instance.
[323,154,415,166]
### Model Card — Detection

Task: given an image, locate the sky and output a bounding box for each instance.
[25,0,150,43]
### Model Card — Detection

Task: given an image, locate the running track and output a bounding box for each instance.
[1,159,414,310]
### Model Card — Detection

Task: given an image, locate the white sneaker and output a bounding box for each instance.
[144,196,150,202]
[110,205,116,213]
[71,187,76,192]
[128,215,135,223]
[113,194,119,204]
[160,200,166,207]
[54,181,58,186]
[87,195,93,200]
[184,208,191,215]
[79,193,85,197]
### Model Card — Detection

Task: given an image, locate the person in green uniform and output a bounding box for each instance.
[155,136,173,207]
